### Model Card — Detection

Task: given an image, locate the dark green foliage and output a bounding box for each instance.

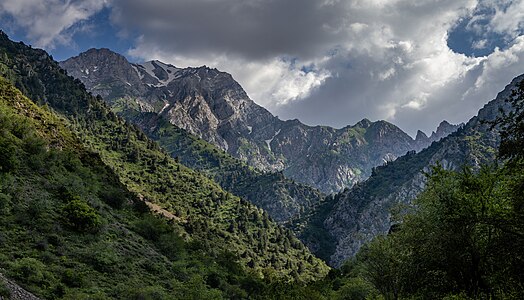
[0,31,330,298]
[290,194,338,262]
[98,186,128,208]
[130,111,325,223]
[9,258,53,286]
[62,196,102,232]
[353,164,524,299]
[494,79,524,161]
[0,280,10,298]
[134,214,185,260]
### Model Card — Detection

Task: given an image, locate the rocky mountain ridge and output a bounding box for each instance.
[61,49,459,193]
[296,73,520,267]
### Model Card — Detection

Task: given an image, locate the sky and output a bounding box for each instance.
[1,0,524,136]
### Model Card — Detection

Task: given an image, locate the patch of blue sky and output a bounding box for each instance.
[447,3,520,58]
[51,8,135,61]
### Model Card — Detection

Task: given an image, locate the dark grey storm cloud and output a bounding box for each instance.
[112,0,346,60]
[108,0,524,135]
[5,0,523,136]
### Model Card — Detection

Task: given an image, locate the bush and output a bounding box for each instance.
[9,257,55,288]
[335,277,376,300]
[121,285,170,300]
[81,242,119,273]
[62,197,101,232]
[134,214,186,260]
[0,280,10,298]
[134,214,171,242]
[62,268,86,288]
[0,192,11,215]
[99,187,127,209]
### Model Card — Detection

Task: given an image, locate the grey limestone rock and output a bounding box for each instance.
[61,49,458,194]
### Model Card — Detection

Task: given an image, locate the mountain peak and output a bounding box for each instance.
[415,130,429,141]
[435,120,452,133]
[412,120,461,151]
[79,47,126,59]
[356,118,372,128]
[60,47,146,99]
[66,47,130,67]
[146,59,179,69]
[430,120,461,142]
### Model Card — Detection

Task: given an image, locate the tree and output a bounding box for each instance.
[62,196,101,232]
[493,79,524,161]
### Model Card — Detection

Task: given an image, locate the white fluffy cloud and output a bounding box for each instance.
[128,43,331,110]
[0,0,108,48]
[3,0,524,136]
[120,0,524,135]
[490,0,524,37]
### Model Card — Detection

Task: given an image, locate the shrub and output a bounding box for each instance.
[9,257,55,288]
[0,280,10,298]
[98,187,127,209]
[62,197,101,232]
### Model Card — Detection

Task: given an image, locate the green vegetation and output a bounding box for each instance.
[495,79,524,161]
[350,162,524,299]
[0,31,333,299]
[290,194,339,262]
[124,110,324,223]
[0,280,10,298]
[1,29,523,299]
[309,80,524,299]
[0,72,331,299]
[62,196,102,232]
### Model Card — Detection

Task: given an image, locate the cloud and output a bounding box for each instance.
[489,0,524,37]
[127,45,331,110]
[472,39,488,49]
[116,0,524,135]
[0,0,109,48]
[112,0,347,61]
[3,0,524,136]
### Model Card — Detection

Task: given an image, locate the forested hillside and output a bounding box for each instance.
[0,31,329,299]
[128,111,325,223]
[295,73,520,267]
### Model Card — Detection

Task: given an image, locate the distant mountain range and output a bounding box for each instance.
[295,74,518,266]
[61,49,460,194]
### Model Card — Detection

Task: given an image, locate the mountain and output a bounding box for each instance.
[61,50,326,223]
[295,74,519,267]
[61,49,458,193]
[0,31,329,298]
[413,120,463,151]
[130,111,325,222]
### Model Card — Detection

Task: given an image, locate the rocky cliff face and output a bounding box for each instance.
[413,120,463,151]
[61,49,458,193]
[299,74,522,267]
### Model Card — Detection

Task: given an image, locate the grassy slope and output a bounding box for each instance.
[0,33,328,287]
[0,77,234,299]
